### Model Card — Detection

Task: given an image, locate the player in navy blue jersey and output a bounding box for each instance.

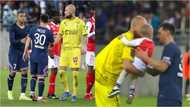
[136,23,183,107]
[23,14,54,101]
[7,10,31,100]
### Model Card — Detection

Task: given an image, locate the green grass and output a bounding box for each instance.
[0,68,189,107]
[0,68,95,106]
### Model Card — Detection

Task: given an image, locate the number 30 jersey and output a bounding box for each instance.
[29,26,54,63]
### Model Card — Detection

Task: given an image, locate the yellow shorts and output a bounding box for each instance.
[59,48,81,68]
[95,81,120,107]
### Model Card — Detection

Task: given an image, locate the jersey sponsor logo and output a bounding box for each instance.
[64,30,78,35]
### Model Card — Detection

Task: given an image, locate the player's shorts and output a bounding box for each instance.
[95,81,120,107]
[157,98,182,107]
[59,48,81,68]
[30,60,48,77]
[48,55,59,69]
[132,57,146,72]
[8,48,28,72]
[85,51,95,66]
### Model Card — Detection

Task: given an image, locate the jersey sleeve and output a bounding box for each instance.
[58,20,64,37]
[28,27,34,39]
[122,46,134,62]
[121,32,135,61]
[86,21,92,34]
[25,26,30,37]
[48,30,54,43]
[161,46,174,66]
[121,37,145,47]
[80,20,87,36]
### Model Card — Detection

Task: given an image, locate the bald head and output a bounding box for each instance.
[64,4,76,18]
[140,24,153,38]
[130,15,148,33]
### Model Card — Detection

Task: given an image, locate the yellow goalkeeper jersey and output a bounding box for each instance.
[59,17,87,48]
[95,31,134,86]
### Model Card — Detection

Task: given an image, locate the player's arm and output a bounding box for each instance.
[135,47,169,72]
[54,33,62,45]
[123,59,145,77]
[23,36,31,61]
[86,21,95,38]
[121,46,144,76]
[81,34,87,55]
[9,27,26,44]
[144,66,161,76]
[121,36,145,47]
[54,20,63,45]
[87,31,95,38]
[48,30,55,57]
[81,20,88,54]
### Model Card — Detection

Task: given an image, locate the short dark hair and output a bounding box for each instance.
[40,14,49,23]
[160,23,175,35]
[17,9,25,15]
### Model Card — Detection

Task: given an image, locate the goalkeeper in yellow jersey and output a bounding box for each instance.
[55,4,87,102]
[95,16,148,107]
[108,24,155,104]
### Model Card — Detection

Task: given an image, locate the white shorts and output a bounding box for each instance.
[85,51,95,66]
[48,55,59,69]
[132,57,146,72]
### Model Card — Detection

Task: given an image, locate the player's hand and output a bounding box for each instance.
[23,51,28,62]
[81,48,86,55]
[145,67,161,76]
[48,48,54,58]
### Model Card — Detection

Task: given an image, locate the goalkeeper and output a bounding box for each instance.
[95,15,148,107]
[108,24,155,104]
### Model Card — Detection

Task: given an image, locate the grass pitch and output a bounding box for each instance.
[0,69,189,107]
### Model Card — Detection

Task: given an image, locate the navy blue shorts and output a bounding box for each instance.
[8,49,28,72]
[157,98,182,107]
[30,60,48,76]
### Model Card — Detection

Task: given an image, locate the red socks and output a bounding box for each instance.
[48,69,57,95]
[86,71,95,94]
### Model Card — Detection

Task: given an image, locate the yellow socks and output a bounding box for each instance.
[60,70,69,92]
[72,71,79,96]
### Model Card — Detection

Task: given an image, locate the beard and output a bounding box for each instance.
[18,20,25,26]
[65,14,73,19]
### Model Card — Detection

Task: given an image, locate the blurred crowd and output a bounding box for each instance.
[0,0,189,45]
[0,0,94,31]
[95,1,190,44]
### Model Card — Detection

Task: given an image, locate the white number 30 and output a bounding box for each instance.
[34,33,46,45]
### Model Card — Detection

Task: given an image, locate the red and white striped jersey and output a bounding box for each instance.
[121,37,155,64]
[139,38,155,58]
[86,16,95,51]
[47,21,61,56]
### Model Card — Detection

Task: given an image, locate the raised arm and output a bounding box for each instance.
[135,47,169,72]
[121,36,145,47]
